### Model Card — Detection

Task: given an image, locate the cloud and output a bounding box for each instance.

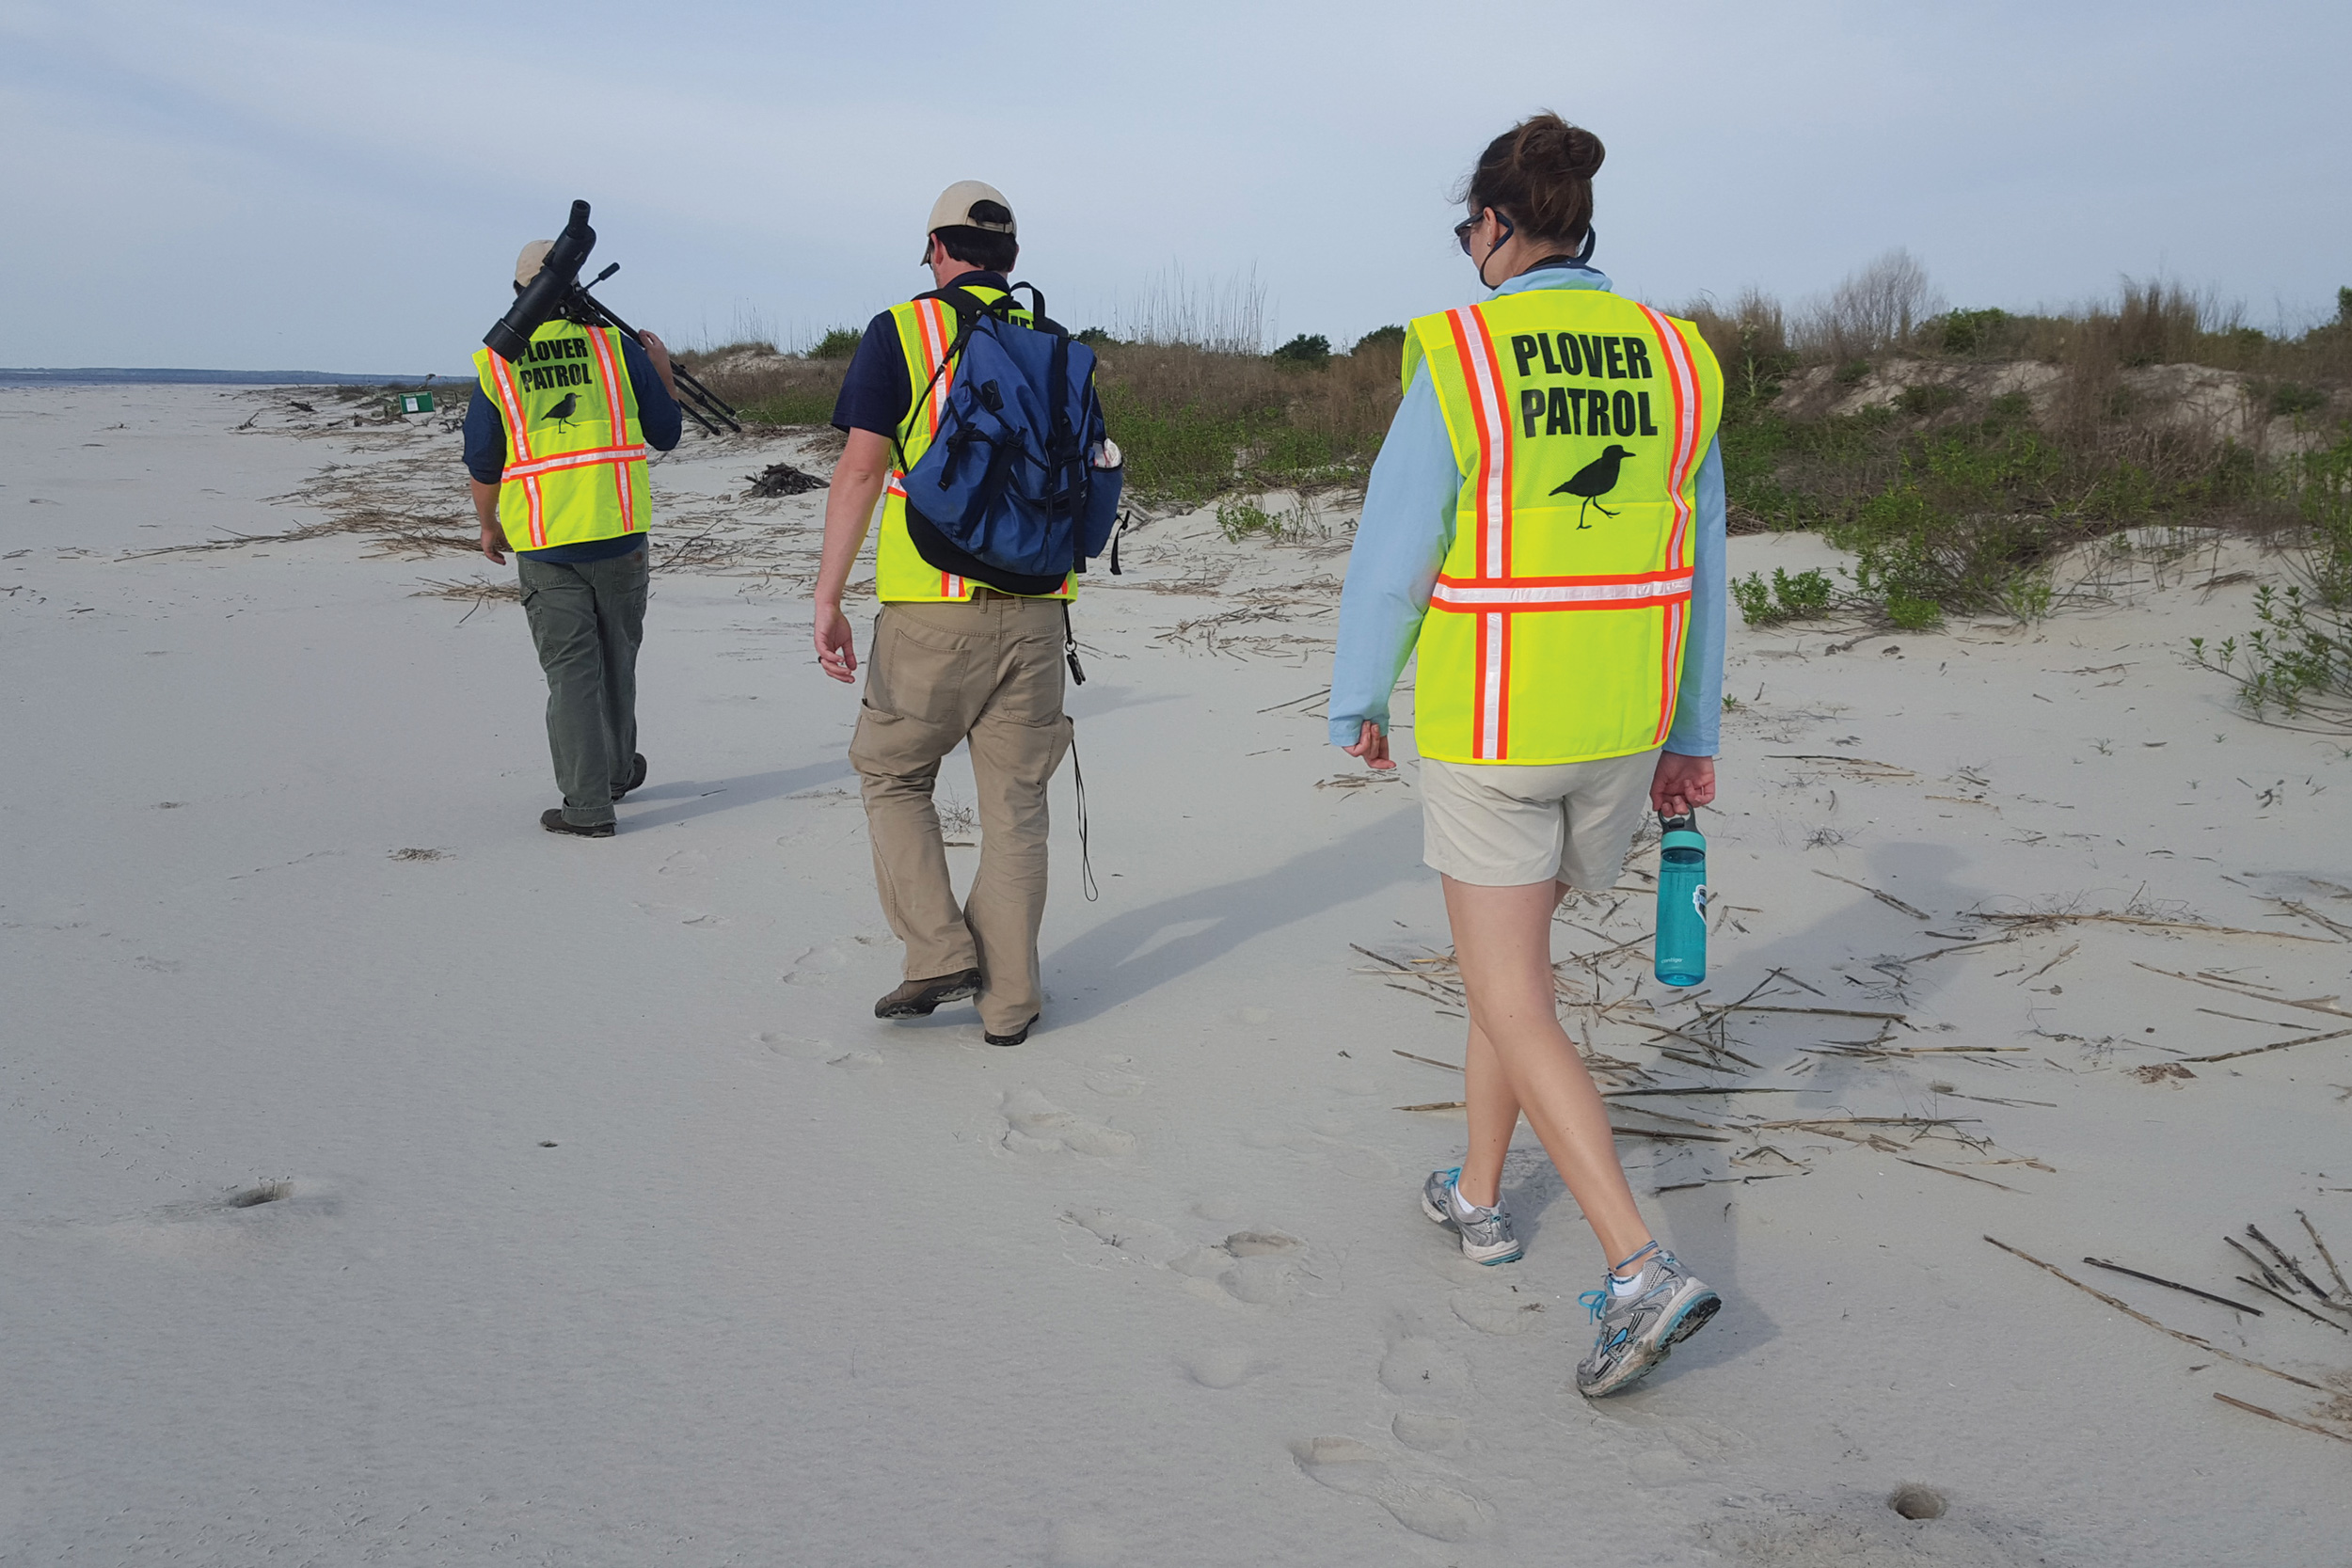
[3,0,2347,369]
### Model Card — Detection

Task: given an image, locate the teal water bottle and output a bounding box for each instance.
[1654,813,1708,987]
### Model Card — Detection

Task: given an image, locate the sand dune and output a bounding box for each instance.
[5,385,2349,1564]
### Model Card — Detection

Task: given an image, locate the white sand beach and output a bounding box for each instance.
[7,386,2351,1565]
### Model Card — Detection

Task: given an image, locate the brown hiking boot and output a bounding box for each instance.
[874,969,982,1020]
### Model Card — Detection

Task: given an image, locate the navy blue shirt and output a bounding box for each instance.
[830,273,1010,440]
[464,330,684,562]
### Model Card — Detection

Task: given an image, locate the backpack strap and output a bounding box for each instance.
[891,288,1001,475]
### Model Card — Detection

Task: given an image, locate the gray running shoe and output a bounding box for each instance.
[1420,1167,1523,1265]
[1575,1244,1720,1398]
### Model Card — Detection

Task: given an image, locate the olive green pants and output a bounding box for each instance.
[517,546,648,828]
[849,594,1072,1035]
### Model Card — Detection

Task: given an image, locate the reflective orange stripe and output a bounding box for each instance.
[485,352,546,546]
[502,442,649,478]
[1432,570,1694,610]
[584,327,637,533]
[1447,306,1515,758]
[1635,305,1705,741]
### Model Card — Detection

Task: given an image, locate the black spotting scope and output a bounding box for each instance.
[481,198,742,437]
[485,199,596,363]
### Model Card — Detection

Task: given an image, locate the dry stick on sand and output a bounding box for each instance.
[2212,1393,2352,1447]
[2270,898,2352,942]
[2081,1258,2264,1315]
[1898,1157,2023,1192]
[1724,1004,1911,1022]
[2182,1027,2352,1065]
[2223,1236,2293,1293]
[2235,1275,2351,1331]
[1984,911,2335,943]
[1610,1126,1733,1144]
[2132,963,2352,1020]
[1982,1237,2326,1391]
[2298,1211,2352,1302]
[1813,869,1933,921]
[2247,1225,2344,1307]
[1605,1086,1806,1099]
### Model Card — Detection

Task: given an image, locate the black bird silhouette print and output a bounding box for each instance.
[543,390,580,431]
[1549,444,1633,528]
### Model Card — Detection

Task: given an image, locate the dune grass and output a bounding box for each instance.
[689,265,2349,636]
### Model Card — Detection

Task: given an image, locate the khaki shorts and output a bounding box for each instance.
[1420,749,1661,889]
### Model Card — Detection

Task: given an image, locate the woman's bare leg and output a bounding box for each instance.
[1454,1017,1520,1208]
[1441,873,1654,1266]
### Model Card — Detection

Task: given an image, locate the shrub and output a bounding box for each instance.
[1897,383,1963,416]
[2263,380,2329,418]
[1215,498,1284,541]
[1270,333,1332,370]
[809,327,862,360]
[1731,566,1835,625]
[1937,308,2011,356]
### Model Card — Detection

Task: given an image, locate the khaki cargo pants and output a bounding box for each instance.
[849,594,1072,1035]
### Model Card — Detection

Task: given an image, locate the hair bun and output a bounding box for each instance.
[1563,126,1605,181]
[1460,112,1604,248]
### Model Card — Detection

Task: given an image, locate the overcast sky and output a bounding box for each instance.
[4,0,2347,372]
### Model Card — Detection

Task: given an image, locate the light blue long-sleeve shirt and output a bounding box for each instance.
[1327,262,1725,757]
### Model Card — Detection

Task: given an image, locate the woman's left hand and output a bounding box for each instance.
[1344,721,1394,771]
[1651,752,1715,816]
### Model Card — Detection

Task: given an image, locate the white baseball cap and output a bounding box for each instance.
[514,240,553,286]
[926,181,1015,236]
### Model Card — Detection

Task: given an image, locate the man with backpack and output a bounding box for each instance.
[812,182,1120,1047]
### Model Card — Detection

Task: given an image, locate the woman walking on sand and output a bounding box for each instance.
[1330,112,1729,1397]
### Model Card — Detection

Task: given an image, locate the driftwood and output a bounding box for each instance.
[2212,1393,2352,1447]
[1813,869,1932,920]
[1983,1236,2323,1391]
[2080,1257,2262,1315]
[2181,1026,2352,1064]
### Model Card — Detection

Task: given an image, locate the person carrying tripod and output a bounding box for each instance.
[1330,114,1729,1397]
[811,182,1104,1049]
[468,239,683,837]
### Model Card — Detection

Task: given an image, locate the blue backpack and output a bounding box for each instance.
[897,284,1123,598]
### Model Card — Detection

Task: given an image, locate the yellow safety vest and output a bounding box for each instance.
[472,319,651,552]
[1406,288,1722,765]
[874,289,1073,602]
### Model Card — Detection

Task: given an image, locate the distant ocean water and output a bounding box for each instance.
[0,368,468,387]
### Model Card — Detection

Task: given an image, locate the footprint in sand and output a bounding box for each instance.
[1391,1411,1467,1455]
[1177,1345,1267,1389]
[1002,1089,1136,1157]
[1450,1283,1550,1336]
[782,943,850,985]
[1597,1409,1748,1488]
[1378,1334,1470,1400]
[1291,1435,1489,1543]
[1085,1055,1145,1098]
[756,1030,831,1062]
[1064,1210,1311,1307]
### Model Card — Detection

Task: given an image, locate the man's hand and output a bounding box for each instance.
[1344,721,1395,771]
[470,478,507,563]
[1651,751,1717,816]
[815,600,858,683]
[638,330,677,399]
